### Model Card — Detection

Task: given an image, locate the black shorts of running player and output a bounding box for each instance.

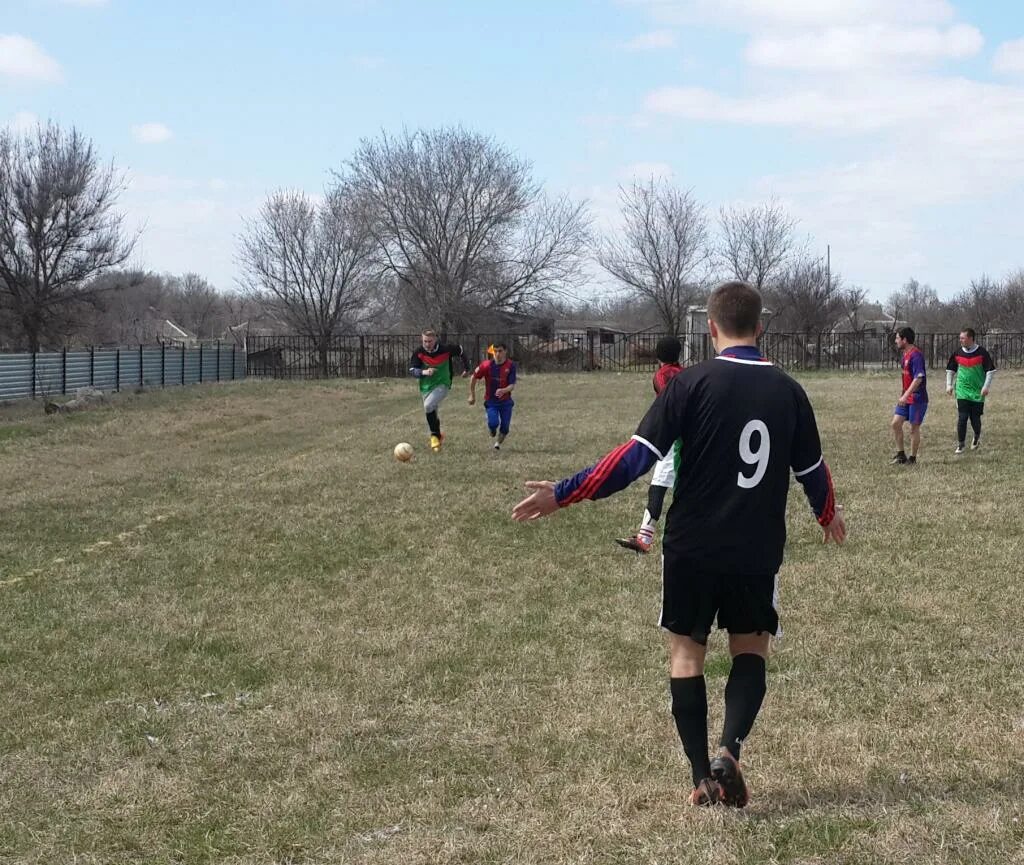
[660,551,780,645]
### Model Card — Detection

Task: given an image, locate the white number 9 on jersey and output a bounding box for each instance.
[737,419,770,489]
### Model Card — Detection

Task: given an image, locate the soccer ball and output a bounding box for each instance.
[394,442,414,462]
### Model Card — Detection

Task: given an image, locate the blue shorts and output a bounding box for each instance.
[894,402,927,425]
[485,400,513,434]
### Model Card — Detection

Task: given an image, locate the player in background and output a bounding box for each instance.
[512,281,846,808]
[890,327,928,465]
[409,329,470,453]
[615,335,684,553]
[945,328,996,454]
[468,342,517,450]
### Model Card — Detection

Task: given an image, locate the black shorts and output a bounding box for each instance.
[660,551,780,644]
[957,399,984,418]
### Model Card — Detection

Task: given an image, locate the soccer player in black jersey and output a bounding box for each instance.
[512,281,846,808]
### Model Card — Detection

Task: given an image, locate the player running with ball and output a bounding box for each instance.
[512,281,847,809]
[409,329,470,453]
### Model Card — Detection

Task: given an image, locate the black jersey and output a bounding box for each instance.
[634,349,824,576]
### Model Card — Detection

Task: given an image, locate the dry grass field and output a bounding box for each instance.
[1,370,1023,864]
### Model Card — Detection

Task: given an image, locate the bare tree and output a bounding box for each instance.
[953,274,1000,334]
[170,272,220,339]
[597,179,710,333]
[337,127,590,333]
[718,200,797,292]
[0,123,137,351]
[769,256,845,335]
[885,277,946,331]
[237,187,376,377]
[82,270,164,345]
[994,269,1024,330]
[838,286,870,331]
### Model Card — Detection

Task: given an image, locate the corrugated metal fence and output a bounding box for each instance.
[0,343,246,402]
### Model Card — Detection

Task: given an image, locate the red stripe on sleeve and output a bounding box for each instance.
[817,463,836,526]
[563,440,634,505]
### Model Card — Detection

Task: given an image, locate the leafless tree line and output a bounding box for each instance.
[4,121,1024,357]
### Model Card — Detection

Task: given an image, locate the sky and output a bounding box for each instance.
[3,0,1024,302]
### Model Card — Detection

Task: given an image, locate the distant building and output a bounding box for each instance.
[155,319,195,347]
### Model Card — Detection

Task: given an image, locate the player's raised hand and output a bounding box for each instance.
[512,481,559,521]
[823,505,846,545]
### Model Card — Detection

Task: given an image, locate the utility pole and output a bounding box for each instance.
[826,244,831,289]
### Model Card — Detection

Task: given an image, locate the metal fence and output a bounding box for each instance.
[246,331,1024,379]
[0,343,246,402]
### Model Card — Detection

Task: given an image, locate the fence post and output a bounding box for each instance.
[30,351,36,400]
[90,346,94,387]
[359,335,366,377]
[139,344,144,386]
[216,341,221,382]
[62,347,67,395]
[115,348,120,392]
[232,344,236,380]
[815,333,822,370]
[161,344,166,387]
[181,345,186,385]
[199,344,204,383]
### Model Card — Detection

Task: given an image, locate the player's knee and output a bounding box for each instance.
[728,632,770,659]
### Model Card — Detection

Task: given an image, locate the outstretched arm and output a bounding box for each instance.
[512,437,659,521]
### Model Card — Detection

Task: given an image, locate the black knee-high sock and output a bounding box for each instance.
[647,484,668,522]
[720,653,767,760]
[670,676,710,786]
[426,410,440,436]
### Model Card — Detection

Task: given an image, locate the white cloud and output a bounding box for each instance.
[624,30,676,51]
[6,111,40,134]
[625,0,1024,296]
[622,0,954,29]
[131,122,173,144]
[747,23,982,71]
[0,35,63,83]
[644,75,1021,134]
[993,38,1024,75]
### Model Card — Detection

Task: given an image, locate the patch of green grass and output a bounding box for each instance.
[1,372,1023,863]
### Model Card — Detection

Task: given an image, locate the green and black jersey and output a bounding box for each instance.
[409,343,467,394]
[946,345,996,403]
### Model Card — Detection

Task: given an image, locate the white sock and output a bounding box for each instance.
[638,511,657,545]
